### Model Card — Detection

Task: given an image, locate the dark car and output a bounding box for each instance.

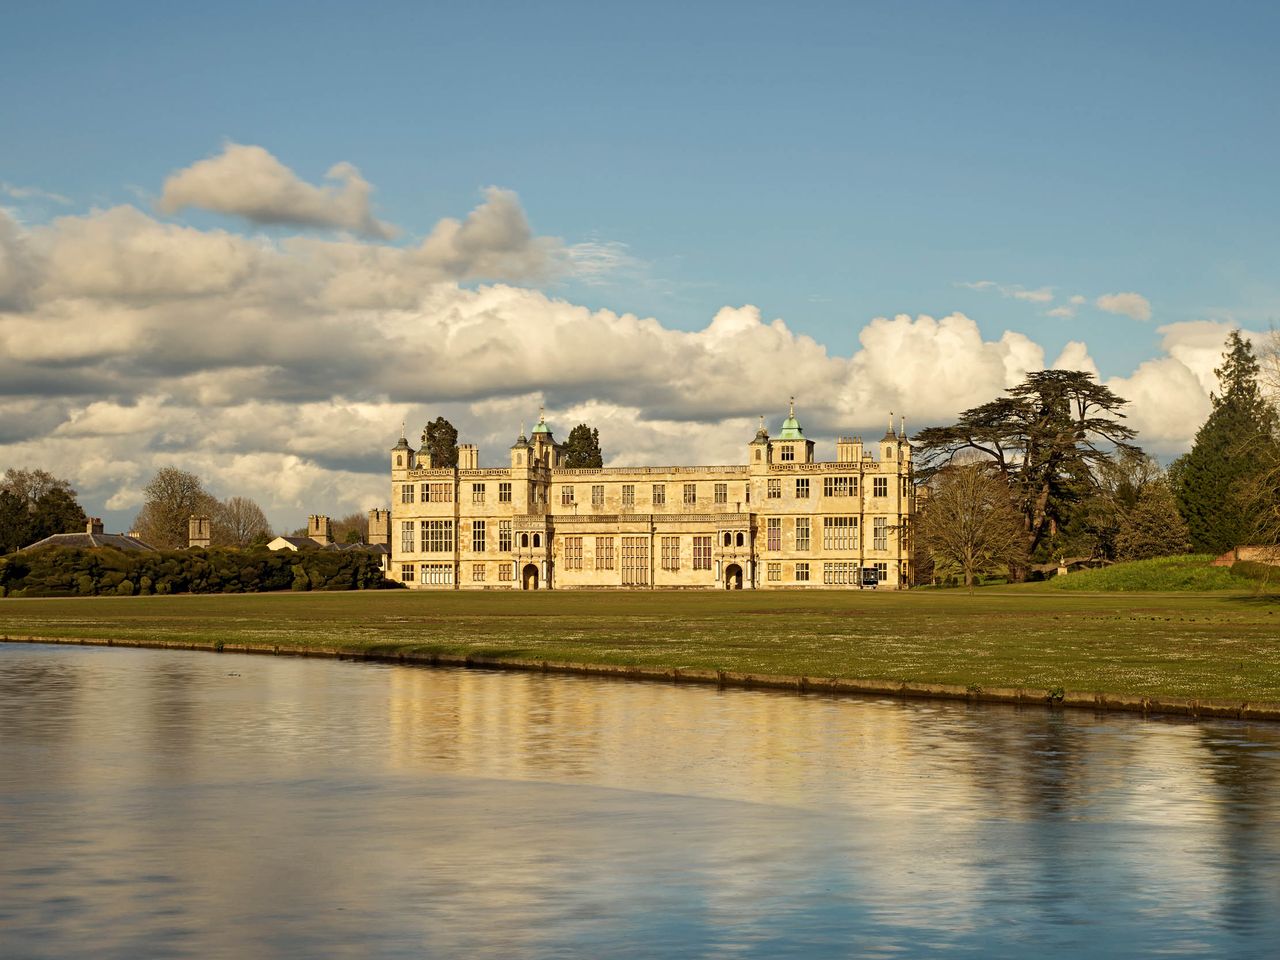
[860,568,878,590]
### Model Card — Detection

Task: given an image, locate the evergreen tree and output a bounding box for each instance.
[0,469,87,550]
[1115,482,1191,560]
[29,488,88,541]
[1174,331,1279,553]
[914,369,1139,565]
[422,417,459,468]
[0,490,30,554]
[561,424,604,468]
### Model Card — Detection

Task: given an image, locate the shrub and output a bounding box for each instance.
[2,545,385,597]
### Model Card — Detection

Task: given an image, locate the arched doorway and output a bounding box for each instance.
[522,563,539,590]
[723,563,743,590]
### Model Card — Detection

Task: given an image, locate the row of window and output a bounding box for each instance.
[401,560,892,585]
[401,482,514,505]
[558,535,714,572]
[401,477,899,507]
[400,517,891,554]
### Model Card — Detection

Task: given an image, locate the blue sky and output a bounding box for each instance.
[2,1,1278,526]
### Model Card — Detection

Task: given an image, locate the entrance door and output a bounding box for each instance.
[723,563,743,590]
[522,563,539,590]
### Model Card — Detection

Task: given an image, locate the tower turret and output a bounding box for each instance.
[771,398,815,464]
[748,415,770,472]
[510,424,532,469]
[391,428,412,476]
[530,408,556,468]
[882,412,899,462]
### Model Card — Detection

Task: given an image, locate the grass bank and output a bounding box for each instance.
[3,586,1279,714]
[1049,554,1272,592]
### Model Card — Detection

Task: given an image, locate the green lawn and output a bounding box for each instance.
[3,585,1279,703]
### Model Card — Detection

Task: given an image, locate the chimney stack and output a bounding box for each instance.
[188,515,211,549]
[86,518,104,535]
[308,514,333,546]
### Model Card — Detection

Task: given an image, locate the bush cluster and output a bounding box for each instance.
[0,546,390,598]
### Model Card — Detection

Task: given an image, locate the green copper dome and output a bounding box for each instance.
[531,412,551,435]
[777,399,806,439]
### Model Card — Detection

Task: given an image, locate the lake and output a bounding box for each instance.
[2,641,1278,958]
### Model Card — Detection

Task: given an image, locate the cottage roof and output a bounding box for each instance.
[22,532,156,553]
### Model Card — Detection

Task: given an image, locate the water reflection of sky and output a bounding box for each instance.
[1,643,1278,958]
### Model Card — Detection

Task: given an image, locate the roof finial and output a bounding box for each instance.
[789,396,795,417]
[900,414,905,438]
[889,411,894,435]
[538,404,545,424]
[400,419,406,440]
[759,414,766,431]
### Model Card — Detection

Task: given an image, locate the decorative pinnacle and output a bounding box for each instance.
[538,405,545,424]
[889,411,894,435]
[789,396,795,417]
[900,414,906,438]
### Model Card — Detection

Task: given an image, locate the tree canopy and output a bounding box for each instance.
[131,468,218,550]
[561,424,604,468]
[422,417,459,468]
[331,511,369,545]
[212,496,271,548]
[1172,331,1280,553]
[1115,482,1191,561]
[915,461,1026,589]
[0,468,88,552]
[913,369,1139,563]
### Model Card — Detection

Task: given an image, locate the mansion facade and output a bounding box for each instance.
[387,405,915,590]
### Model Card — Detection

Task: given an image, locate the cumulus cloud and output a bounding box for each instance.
[0,200,1231,530]
[158,142,398,239]
[1096,291,1152,321]
[0,208,38,309]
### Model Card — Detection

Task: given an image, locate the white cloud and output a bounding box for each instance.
[1,181,71,205]
[0,200,1230,530]
[158,142,398,239]
[959,280,1053,303]
[1051,341,1099,377]
[0,208,38,309]
[1096,291,1152,321]
[35,205,260,301]
[563,239,641,284]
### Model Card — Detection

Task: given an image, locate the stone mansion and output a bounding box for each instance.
[386,404,915,590]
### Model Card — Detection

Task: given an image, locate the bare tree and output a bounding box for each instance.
[330,511,368,545]
[131,468,217,549]
[916,462,1026,590]
[1,467,76,508]
[212,496,272,547]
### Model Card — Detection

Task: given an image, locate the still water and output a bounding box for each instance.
[2,642,1279,959]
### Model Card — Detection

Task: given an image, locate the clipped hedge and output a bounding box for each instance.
[0,545,391,598]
